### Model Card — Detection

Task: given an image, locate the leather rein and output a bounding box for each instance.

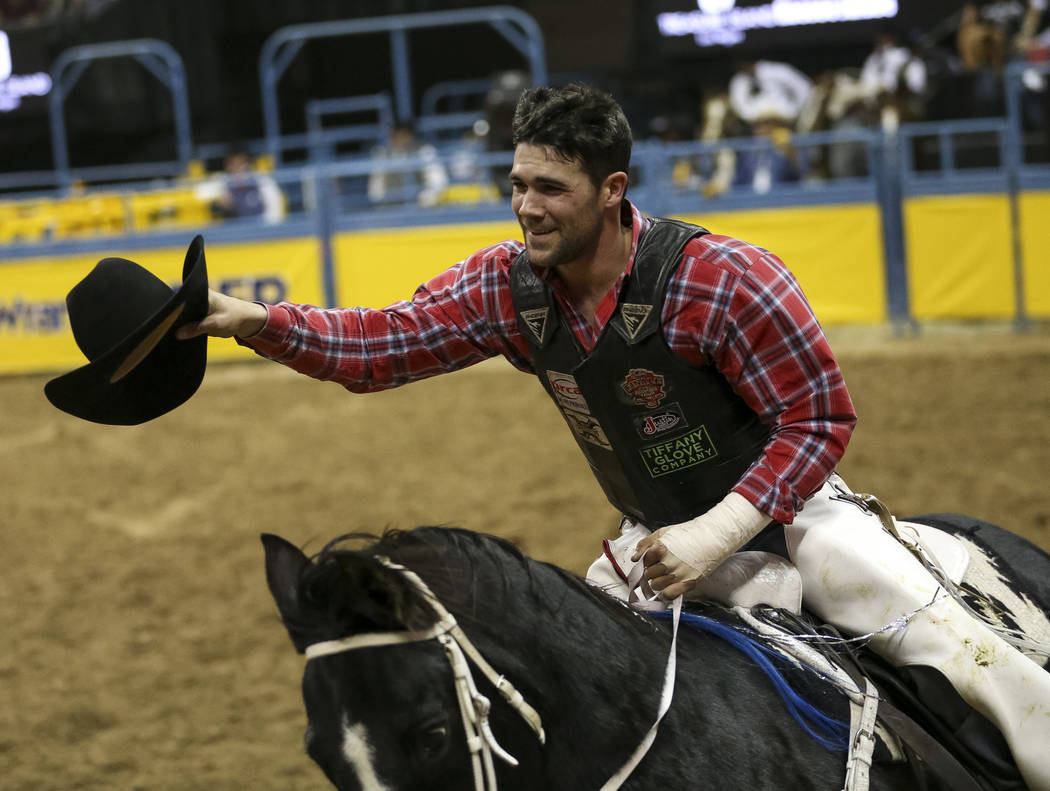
[303,557,545,791]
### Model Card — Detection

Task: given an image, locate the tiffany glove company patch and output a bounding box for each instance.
[640,426,718,477]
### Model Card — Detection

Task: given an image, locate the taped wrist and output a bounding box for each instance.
[657,492,771,582]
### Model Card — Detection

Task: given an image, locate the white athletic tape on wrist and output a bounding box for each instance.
[657,492,770,583]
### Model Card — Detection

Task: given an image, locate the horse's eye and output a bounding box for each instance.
[412,722,450,762]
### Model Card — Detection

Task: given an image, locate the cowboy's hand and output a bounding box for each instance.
[176,289,268,339]
[630,492,771,600]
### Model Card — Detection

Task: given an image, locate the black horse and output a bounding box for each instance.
[263,514,1050,791]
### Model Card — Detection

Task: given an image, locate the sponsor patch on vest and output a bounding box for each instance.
[547,371,590,414]
[561,408,613,451]
[620,303,652,340]
[520,307,549,343]
[639,426,718,478]
[546,370,613,450]
[620,368,667,408]
[632,401,686,439]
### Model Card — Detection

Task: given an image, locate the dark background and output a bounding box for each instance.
[0,0,986,173]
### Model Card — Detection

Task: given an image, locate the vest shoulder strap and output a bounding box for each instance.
[509,217,709,349]
[510,250,557,348]
[612,217,708,345]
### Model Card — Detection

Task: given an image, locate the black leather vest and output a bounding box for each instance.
[510,218,769,527]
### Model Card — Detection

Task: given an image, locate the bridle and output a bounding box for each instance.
[303,557,546,791]
[303,555,680,791]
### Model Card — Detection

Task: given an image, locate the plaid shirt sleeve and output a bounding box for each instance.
[663,234,857,524]
[241,240,534,390]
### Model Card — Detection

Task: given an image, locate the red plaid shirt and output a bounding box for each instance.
[244,202,856,524]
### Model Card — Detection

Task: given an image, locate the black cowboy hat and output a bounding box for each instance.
[44,235,210,425]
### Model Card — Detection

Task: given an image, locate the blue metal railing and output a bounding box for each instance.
[3,17,1047,331]
[48,39,192,191]
[305,93,396,162]
[257,6,546,165]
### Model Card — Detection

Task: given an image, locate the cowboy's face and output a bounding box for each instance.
[509,143,604,270]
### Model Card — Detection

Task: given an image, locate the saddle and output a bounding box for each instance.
[588,518,1034,791]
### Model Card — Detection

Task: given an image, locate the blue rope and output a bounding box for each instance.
[650,609,850,751]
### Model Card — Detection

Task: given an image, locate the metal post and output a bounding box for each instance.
[313,167,339,309]
[1003,62,1030,331]
[874,129,916,334]
[390,28,413,123]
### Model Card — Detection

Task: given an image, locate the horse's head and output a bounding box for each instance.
[262,531,477,791]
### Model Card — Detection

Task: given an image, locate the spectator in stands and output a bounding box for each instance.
[859,29,929,128]
[724,60,810,194]
[734,113,803,194]
[813,69,880,179]
[727,59,813,130]
[366,123,449,208]
[484,70,530,199]
[198,150,286,225]
[957,2,1009,115]
[0,0,45,25]
[438,121,500,205]
[1016,0,1050,146]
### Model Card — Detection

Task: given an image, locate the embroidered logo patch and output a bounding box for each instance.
[546,371,612,450]
[561,409,613,451]
[620,368,667,408]
[547,371,589,414]
[620,303,652,340]
[520,307,549,343]
[640,426,718,478]
[632,402,686,439]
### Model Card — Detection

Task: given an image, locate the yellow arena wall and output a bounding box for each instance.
[903,193,1017,320]
[331,203,888,326]
[674,203,887,326]
[333,220,521,309]
[1019,191,1050,317]
[0,236,322,375]
[3,195,1044,376]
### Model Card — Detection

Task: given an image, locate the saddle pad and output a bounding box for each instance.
[894,520,971,585]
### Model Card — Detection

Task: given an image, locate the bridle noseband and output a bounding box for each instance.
[303,557,545,791]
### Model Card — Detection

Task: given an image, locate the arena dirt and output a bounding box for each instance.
[2,325,1048,790]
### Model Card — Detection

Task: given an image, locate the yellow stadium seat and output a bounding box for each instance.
[3,200,56,243]
[254,154,275,173]
[436,182,500,206]
[50,193,129,239]
[129,188,213,231]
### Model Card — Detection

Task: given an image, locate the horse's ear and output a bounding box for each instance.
[261,533,310,624]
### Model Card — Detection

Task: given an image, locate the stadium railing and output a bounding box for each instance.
[2,61,1047,330]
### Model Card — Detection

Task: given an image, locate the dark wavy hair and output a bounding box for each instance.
[511,83,633,189]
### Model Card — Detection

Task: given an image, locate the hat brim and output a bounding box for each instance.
[44,236,209,426]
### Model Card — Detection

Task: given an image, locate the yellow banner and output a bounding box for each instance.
[675,203,887,325]
[0,236,322,375]
[333,205,887,326]
[1019,191,1050,317]
[333,220,520,308]
[904,194,1015,320]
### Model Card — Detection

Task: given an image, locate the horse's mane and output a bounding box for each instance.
[285,526,660,649]
[284,526,851,752]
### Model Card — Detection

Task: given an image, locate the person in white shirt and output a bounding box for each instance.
[728,59,813,127]
[860,31,928,99]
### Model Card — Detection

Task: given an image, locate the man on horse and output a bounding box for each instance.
[178,83,1050,789]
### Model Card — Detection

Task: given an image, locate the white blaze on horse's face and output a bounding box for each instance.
[341,714,393,791]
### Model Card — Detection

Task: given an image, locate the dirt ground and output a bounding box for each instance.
[2,324,1049,790]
